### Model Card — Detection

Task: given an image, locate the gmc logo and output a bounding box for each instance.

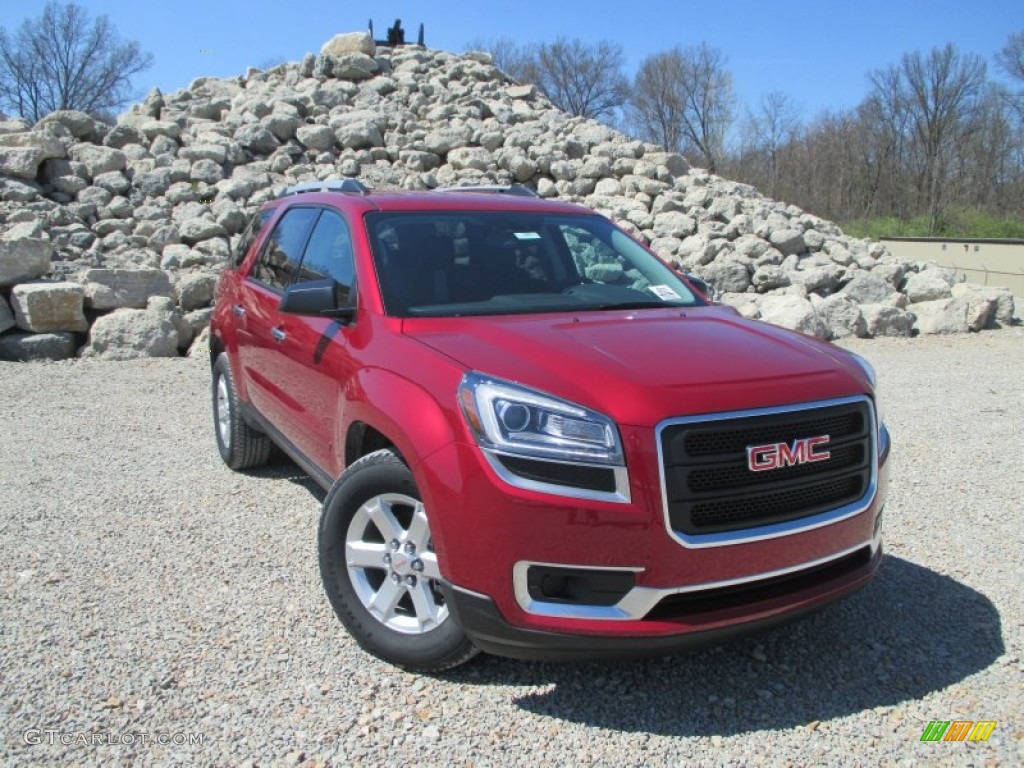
[747,435,831,472]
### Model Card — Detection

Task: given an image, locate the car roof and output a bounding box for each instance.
[260,188,594,217]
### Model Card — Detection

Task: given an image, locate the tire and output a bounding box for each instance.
[318,448,478,672]
[212,353,272,470]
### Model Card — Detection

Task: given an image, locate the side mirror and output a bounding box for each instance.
[681,272,720,303]
[279,278,355,321]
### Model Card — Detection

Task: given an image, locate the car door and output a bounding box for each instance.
[236,206,319,439]
[271,208,359,477]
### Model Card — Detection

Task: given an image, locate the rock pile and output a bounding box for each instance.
[0,32,1016,360]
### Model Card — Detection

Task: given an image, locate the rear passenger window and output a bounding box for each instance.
[252,207,318,291]
[295,210,355,303]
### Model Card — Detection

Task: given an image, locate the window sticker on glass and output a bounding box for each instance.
[649,284,681,301]
[513,231,542,240]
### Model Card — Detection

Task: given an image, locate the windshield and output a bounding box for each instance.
[365,211,704,317]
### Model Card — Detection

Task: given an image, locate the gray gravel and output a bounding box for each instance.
[1,330,1022,767]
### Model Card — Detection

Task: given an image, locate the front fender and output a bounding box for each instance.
[340,366,465,570]
[341,365,463,478]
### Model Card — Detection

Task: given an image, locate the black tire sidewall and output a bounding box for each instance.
[318,451,471,670]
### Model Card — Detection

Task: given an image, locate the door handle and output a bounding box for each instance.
[232,304,246,317]
[271,327,287,342]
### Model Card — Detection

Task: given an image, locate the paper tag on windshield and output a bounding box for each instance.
[513,231,542,240]
[649,284,681,300]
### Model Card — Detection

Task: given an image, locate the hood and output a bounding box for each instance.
[402,306,869,426]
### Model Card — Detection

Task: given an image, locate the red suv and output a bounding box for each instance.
[209,180,890,671]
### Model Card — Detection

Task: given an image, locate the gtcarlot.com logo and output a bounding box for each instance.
[23,729,203,747]
[920,720,997,742]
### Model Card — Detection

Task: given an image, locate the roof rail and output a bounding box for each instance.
[276,179,371,198]
[440,184,539,198]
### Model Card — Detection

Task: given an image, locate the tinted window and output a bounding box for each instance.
[295,210,355,302]
[232,209,273,268]
[252,207,318,291]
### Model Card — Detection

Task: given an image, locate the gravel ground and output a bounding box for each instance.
[1,329,1022,767]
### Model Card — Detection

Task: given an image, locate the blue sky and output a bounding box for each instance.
[3,0,1023,122]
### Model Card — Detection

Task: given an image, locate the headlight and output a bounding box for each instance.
[458,372,624,465]
[848,352,884,428]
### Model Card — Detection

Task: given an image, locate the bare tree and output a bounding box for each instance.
[532,38,628,122]
[996,30,1024,82]
[630,44,734,173]
[869,44,987,232]
[995,31,1024,125]
[739,91,802,196]
[465,37,628,123]
[465,37,537,84]
[0,1,152,122]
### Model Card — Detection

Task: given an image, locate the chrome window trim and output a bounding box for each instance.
[513,538,877,621]
[482,449,631,504]
[655,395,879,549]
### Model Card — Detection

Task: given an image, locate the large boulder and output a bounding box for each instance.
[321,32,375,57]
[0,331,78,361]
[950,283,1016,327]
[0,236,51,286]
[768,228,805,256]
[79,309,180,360]
[815,294,867,339]
[840,272,900,305]
[68,144,127,179]
[0,146,45,179]
[912,296,994,335]
[702,260,751,294]
[861,304,914,337]
[79,268,175,309]
[10,281,88,332]
[175,272,219,311]
[756,294,829,339]
[903,270,953,303]
[35,110,106,142]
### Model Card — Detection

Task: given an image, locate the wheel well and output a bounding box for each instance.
[209,333,225,369]
[345,422,399,467]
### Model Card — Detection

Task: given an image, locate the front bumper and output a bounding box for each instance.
[441,542,882,661]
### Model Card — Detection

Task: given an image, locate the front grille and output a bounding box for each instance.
[660,399,873,536]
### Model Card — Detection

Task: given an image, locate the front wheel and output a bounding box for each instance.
[318,448,478,672]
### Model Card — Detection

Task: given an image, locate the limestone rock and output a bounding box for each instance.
[321,32,376,57]
[0,147,45,179]
[0,237,51,286]
[815,294,867,339]
[702,260,751,294]
[756,294,828,339]
[951,283,1016,327]
[769,229,805,256]
[912,296,994,335]
[80,268,175,309]
[903,270,953,303]
[68,144,127,179]
[0,331,78,361]
[840,272,900,305]
[80,308,180,359]
[175,272,219,311]
[10,281,88,332]
[861,304,914,337]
